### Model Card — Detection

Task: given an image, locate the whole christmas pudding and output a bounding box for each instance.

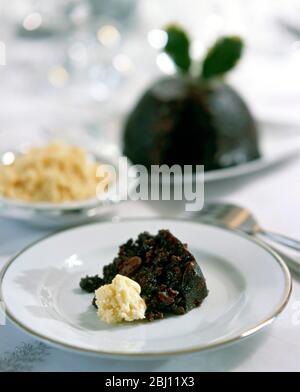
[123,26,260,171]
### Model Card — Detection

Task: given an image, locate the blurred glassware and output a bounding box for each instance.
[0,0,138,141]
[2,0,300,146]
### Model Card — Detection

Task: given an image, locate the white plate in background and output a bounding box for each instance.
[0,142,137,228]
[0,121,299,226]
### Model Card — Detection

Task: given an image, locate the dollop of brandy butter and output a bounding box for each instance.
[95,274,146,324]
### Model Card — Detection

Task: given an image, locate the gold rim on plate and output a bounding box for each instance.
[0,217,292,358]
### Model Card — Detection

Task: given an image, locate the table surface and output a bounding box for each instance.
[0,152,300,372]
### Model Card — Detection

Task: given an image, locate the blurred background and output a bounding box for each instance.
[1,0,300,146]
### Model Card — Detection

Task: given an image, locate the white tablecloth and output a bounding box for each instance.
[0,154,300,372]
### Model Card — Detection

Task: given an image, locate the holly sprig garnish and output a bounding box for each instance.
[164,24,191,73]
[163,24,244,80]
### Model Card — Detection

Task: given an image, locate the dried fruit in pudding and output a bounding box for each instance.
[80,230,208,321]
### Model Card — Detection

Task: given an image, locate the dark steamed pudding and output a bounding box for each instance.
[123,76,260,171]
[80,229,208,321]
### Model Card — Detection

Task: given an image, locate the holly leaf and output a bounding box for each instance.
[164,24,191,73]
[202,36,244,80]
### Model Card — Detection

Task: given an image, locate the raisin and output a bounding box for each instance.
[82,229,208,321]
[118,256,142,276]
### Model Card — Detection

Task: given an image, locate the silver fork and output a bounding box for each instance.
[189,202,300,273]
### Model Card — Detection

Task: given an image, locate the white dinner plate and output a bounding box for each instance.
[0,218,291,358]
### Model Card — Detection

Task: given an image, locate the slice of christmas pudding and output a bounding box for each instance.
[80,229,208,321]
